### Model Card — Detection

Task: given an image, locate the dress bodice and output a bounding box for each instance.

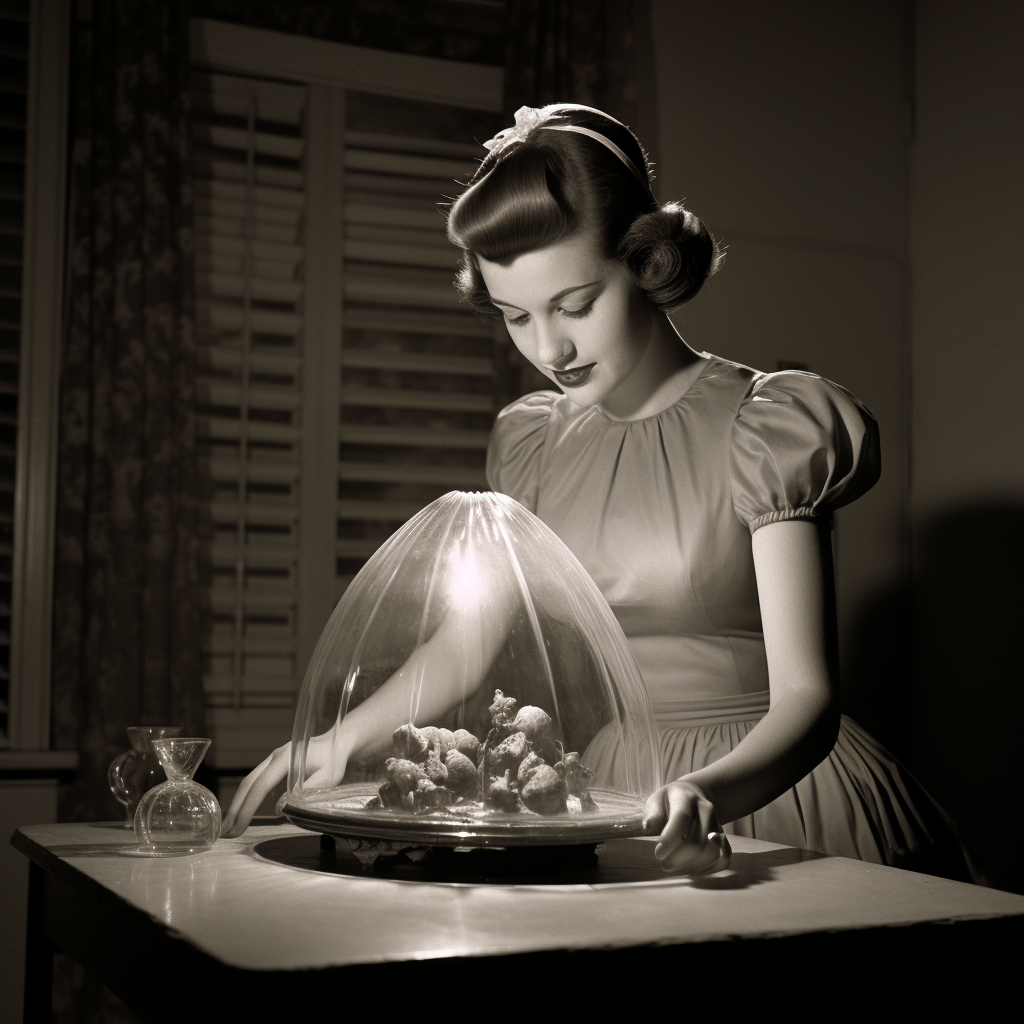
[486,353,880,702]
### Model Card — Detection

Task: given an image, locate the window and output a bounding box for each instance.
[190,19,504,770]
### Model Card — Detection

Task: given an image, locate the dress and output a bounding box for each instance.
[487,352,981,882]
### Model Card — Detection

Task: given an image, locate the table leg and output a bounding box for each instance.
[23,861,53,1024]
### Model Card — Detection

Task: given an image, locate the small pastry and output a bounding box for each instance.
[521,765,568,815]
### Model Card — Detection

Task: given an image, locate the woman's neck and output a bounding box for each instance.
[598,316,706,421]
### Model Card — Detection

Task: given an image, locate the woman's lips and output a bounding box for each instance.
[553,363,595,388]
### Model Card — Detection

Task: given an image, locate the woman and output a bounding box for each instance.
[224,104,980,883]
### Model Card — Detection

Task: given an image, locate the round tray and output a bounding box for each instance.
[283,783,649,847]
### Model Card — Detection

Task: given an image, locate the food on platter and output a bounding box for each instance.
[364,689,597,817]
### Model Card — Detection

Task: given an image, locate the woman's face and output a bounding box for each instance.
[476,231,658,408]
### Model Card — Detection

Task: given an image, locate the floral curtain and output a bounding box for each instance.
[504,0,641,124]
[52,0,207,832]
[190,0,504,64]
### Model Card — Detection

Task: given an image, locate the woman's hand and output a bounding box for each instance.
[221,726,351,839]
[643,779,731,875]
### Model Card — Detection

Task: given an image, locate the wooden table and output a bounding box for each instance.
[13,821,1024,1019]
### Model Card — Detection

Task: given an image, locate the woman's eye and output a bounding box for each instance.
[561,301,595,320]
[506,313,530,328]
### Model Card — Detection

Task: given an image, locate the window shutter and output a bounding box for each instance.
[336,92,499,598]
[0,1,29,747]
[190,50,504,772]
[192,71,314,767]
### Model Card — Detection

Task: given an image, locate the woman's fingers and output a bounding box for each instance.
[691,802,731,874]
[220,728,345,839]
[654,785,696,861]
[643,791,667,833]
[660,815,702,872]
[697,798,718,844]
[650,782,731,875]
[223,760,286,838]
[662,826,720,874]
[221,748,289,838]
[221,753,274,834]
[661,816,731,875]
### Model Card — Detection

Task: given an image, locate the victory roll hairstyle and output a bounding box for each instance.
[445,104,724,317]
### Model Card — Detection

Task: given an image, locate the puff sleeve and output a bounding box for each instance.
[730,371,881,533]
[486,391,556,512]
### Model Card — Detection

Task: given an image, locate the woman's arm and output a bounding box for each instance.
[222,561,520,837]
[645,518,841,870]
[336,587,519,758]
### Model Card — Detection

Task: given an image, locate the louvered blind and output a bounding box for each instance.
[192,71,312,767]
[191,63,504,770]
[0,1,30,747]
[336,92,497,596]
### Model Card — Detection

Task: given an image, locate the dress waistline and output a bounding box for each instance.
[650,689,771,729]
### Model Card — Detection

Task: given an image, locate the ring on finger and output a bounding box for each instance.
[707,831,731,870]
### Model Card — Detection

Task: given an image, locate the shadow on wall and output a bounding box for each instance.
[843,502,1024,894]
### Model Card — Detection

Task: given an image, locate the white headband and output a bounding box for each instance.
[482,105,650,191]
[539,125,649,189]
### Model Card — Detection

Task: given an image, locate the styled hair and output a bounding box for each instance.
[446,104,723,317]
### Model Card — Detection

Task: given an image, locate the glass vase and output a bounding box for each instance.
[133,738,221,856]
[108,725,183,828]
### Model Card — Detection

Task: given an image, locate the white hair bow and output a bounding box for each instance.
[482,105,544,153]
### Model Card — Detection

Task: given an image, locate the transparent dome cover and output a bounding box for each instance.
[283,491,661,846]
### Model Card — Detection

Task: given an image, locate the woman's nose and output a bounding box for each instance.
[535,320,574,369]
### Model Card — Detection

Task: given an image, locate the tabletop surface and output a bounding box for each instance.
[14,821,1024,972]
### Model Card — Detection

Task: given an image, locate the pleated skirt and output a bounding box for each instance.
[585,690,985,884]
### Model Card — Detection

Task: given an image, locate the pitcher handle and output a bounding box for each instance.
[108,749,139,809]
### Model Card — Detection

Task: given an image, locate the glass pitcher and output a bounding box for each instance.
[108,725,183,827]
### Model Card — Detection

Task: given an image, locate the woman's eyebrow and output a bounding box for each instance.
[490,280,603,309]
[549,280,602,303]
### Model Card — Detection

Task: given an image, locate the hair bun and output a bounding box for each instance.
[617,202,723,312]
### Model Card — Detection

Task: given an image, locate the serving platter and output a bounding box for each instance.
[283,783,648,846]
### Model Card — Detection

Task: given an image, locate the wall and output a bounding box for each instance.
[909,0,1024,892]
[1,779,60,1024]
[649,0,910,727]
[651,0,1023,892]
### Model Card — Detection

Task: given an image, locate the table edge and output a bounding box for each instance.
[11,825,1024,973]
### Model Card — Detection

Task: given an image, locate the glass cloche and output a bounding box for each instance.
[282,491,661,847]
